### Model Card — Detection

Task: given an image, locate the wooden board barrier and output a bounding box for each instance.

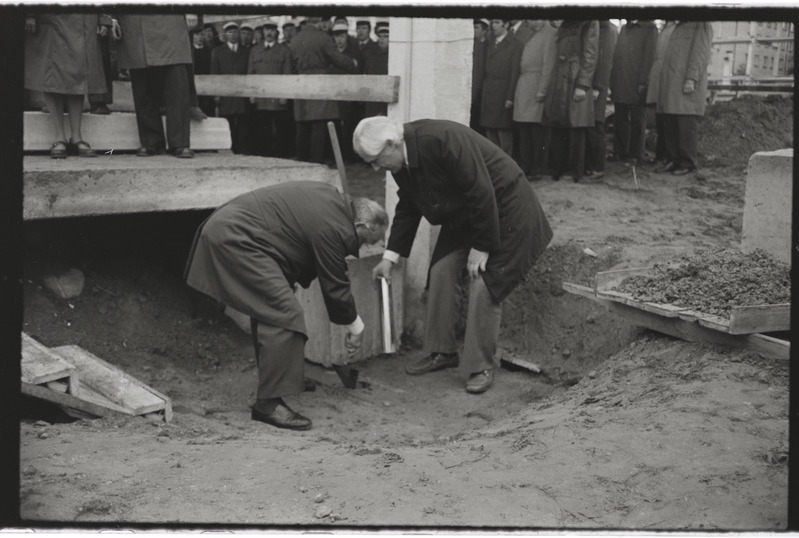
[21,333,78,396]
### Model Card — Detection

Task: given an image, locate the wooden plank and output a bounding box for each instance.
[194,74,400,103]
[500,354,542,374]
[563,282,790,361]
[51,345,168,416]
[21,333,77,387]
[729,303,791,334]
[24,111,231,151]
[21,382,128,419]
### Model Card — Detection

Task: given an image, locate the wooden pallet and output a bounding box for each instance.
[594,268,790,335]
[20,333,172,422]
[564,282,790,361]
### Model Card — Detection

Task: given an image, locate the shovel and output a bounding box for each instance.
[332,364,359,389]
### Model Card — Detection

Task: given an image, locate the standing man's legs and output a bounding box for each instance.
[613,102,631,161]
[585,120,607,174]
[661,113,680,171]
[161,63,191,152]
[530,123,551,178]
[130,67,167,152]
[629,103,647,163]
[461,274,502,378]
[566,127,587,182]
[674,114,699,172]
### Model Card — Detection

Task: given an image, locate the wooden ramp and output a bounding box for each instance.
[21,333,172,422]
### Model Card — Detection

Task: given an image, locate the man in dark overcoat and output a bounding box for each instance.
[609,20,657,166]
[354,117,553,394]
[331,21,364,162]
[247,19,293,157]
[115,14,194,158]
[480,19,523,156]
[289,16,359,164]
[211,21,253,154]
[470,18,490,135]
[185,181,388,430]
[363,25,389,117]
[542,19,599,182]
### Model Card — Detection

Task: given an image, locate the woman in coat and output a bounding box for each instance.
[541,20,599,182]
[24,13,109,158]
[655,21,712,175]
[354,117,553,395]
[513,19,557,180]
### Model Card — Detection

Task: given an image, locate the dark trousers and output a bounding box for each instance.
[424,248,502,375]
[469,101,485,136]
[253,109,292,157]
[129,64,191,151]
[89,34,113,106]
[517,122,550,176]
[549,126,587,180]
[336,117,357,162]
[254,321,306,400]
[613,102,647,162]
[663,114,699,170]
[225,114,252,155]
[296,120,329,164]
[485,128,513,157]
[585,120,608,173]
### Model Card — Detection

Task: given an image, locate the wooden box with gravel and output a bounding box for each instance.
[604,249,790,335]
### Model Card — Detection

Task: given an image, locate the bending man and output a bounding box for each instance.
[185,181,388,430]
[354,117,553,394]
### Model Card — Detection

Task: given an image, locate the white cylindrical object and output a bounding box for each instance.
[380,277,395,353]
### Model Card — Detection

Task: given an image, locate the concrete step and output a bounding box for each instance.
[23,153,335,219]
[24,111,231,152]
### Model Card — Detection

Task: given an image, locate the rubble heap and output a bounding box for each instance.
[614,248,791,318]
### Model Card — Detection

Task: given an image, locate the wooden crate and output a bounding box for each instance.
[594,268,790,335]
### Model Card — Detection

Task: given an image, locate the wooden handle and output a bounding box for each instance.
[327,121,349,194]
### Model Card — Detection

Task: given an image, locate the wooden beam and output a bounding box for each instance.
[21,381,128,419]
[194,74,400,102]
[563,282,790,361]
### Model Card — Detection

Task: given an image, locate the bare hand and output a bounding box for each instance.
[467,248,489,280]
[637,84,647,95]
[98,25,108,38]
[683,79,696,94]
[535,92,546,103]
[592,89,600,101]
[573,87,587,102]
[504,99,514,109]
[372,259,393,283]
[344,331,363,359]
[25,17,36,33]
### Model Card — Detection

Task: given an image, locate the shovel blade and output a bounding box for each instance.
[333,364,359,389]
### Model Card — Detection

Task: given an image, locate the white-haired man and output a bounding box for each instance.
[354,117,553,394]
[185,181,388,430]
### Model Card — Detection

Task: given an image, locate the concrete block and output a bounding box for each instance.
[298,253,404,365]
[741,148,792,265]
[23,154,337,219]
[24,111,231,151]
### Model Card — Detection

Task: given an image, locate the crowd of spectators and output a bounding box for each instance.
[472,19,713,181]
[24,14,711,178]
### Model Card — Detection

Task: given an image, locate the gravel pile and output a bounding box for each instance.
[614,249,791,318]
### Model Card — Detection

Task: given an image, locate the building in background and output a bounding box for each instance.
[709,21,793,78]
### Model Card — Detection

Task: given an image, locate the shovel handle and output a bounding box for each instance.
[327,121,350,194]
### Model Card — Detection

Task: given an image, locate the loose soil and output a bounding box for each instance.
[17,96,790,530]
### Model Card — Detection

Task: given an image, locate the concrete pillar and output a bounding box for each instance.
[385,17,472,345]
[740,149,792,265]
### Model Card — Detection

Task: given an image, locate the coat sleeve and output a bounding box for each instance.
[311,231,358,325]
[575,21,600,90]
[538,30,557,98]
[441,131,501,253]
[638,25,658,87]
[385,181,423,258]
[685,22,712,83]
[593,24,616,91]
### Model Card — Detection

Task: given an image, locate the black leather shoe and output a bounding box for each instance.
[466,369,494,394]
[251,400,312,430]
[136,147,158,157]
[173,147,194,159]
[405,352,459,375]
[90,103,111,115]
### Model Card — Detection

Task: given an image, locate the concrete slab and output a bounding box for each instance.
[23,154,336,220]
[24,111,231,151]
[741,148,793,265]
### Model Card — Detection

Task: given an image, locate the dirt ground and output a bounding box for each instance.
[17,96,791,530]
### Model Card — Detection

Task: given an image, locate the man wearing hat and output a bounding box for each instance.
[281,20,296,45]
[239,22,255,49]
[211,21,254,154]
[330,20,363,162]
[190,25,215,118]
[363,22,389,117]
[289,16,359,164]
[471,18,490,134]
[248,18,293,157]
